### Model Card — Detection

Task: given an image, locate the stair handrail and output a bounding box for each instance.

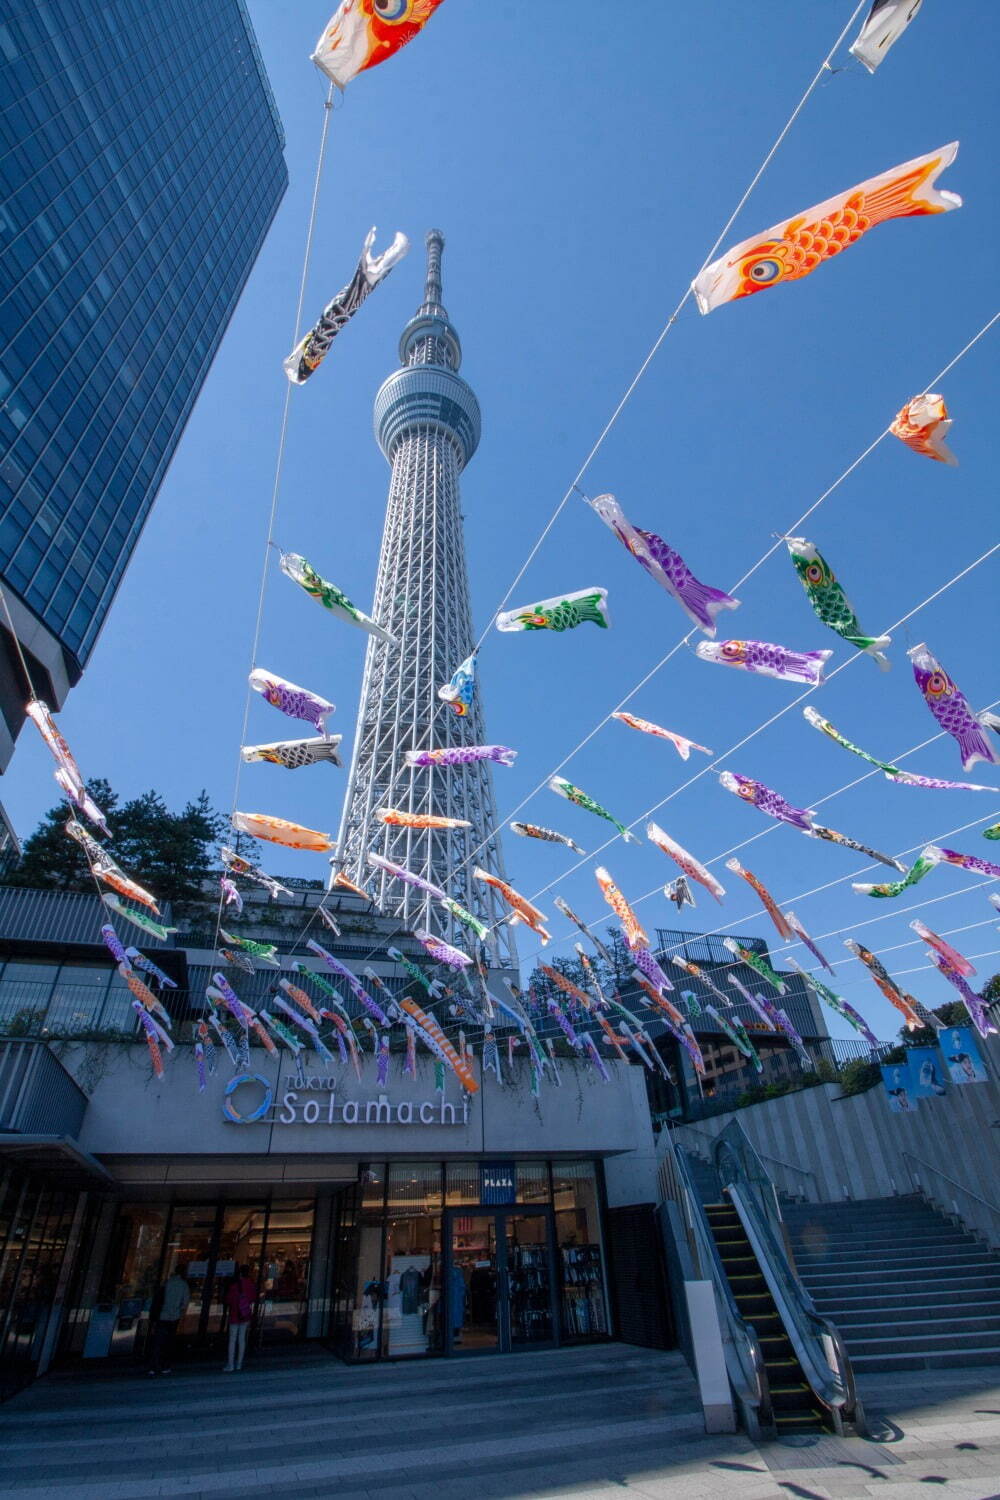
[713,1120,865,1435]
[900,1150,1000,1236]
[671,1142,773,1432]
[670,1122,819,1197]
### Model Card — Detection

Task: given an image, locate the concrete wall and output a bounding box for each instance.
[669,1032,1000,1247]
[58,1043,655,1177]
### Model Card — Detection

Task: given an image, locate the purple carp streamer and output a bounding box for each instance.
[696,639,832,687]
[719,771,814,831]
[284,228,408,384]
[220,877,243,914]
[887,770,994,791]
[908,644,999,771]
[405,744,517,768]
[937,848,1000,879]
[632,945,676,995]
[366,851,448,903]
[249,670,335,736]
[927,951,997,1039]
[784,912,833,974]
[648,822,725,903]
[510,822,585,855]
[414,930,473,970]
[125,948,176,989]
[587,493,739,636]
[306,939,391,1027]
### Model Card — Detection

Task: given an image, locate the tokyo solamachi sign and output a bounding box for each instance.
[222,1069,470,1128]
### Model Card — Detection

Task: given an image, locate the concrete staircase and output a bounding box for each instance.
[783,1194,1000,1372]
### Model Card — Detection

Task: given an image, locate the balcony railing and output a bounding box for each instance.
[0,887,176,946]
[0,1040,88,1137]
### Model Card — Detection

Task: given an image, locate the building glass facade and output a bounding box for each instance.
[330,1159,610,1363]
[0,0,286,751]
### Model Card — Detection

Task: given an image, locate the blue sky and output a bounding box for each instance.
[4,1,998,1038]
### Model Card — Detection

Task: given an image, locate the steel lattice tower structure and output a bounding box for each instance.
[337,231,516,968]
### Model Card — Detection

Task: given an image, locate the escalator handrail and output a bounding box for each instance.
[713,1122,863,1428]
[672,1144,773,1427]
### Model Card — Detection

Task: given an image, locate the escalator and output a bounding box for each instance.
[705,1202,830,1434]
[663,1117,866,1439]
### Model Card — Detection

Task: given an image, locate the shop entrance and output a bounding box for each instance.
[445,1207,557,1354]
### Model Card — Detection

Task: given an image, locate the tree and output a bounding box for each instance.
[982,972,1000,1007]
[4,780,227,912]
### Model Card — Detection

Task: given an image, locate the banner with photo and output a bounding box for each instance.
[937,1026,988,1085]
[881,1062,918,1113]
[906,1047,948,1099]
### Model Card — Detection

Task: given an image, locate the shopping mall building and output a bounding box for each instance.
[0,883,827,1394]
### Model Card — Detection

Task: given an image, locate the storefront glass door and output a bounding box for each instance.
[445,1208,556,1354]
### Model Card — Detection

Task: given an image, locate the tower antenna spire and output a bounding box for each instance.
[422,228,445,314]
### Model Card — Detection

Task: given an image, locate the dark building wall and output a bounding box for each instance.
[0,0,287,756]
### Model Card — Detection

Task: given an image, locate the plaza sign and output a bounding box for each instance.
[222,1071,471,1128]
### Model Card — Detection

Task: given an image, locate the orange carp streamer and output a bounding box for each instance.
[890,393,957,465]
[231,812,334,852]
[312,0,446,89]
[693,143,961,313]
[594,866,648,952]
[377,808,471,830]
[473,868,551,944]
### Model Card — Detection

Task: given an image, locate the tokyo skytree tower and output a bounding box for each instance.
[337,231,516,968]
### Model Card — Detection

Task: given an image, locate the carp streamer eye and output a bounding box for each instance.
[747,258,782,284]
[374,0,412,19]
[927,671,950,698]
[805,561,826,585]
[721,641,745,660]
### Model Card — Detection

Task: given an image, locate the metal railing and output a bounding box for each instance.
[713,1120,865,1436]
[901,1150,1000,1247]
[667,1142,773,1437]
[0,886,176,945]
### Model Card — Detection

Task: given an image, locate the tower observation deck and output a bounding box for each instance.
[337,232,516,967]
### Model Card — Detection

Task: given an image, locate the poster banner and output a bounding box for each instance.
[937,1026,988,1085]
[906,1047,948,1099]
[881,1062,918,1113]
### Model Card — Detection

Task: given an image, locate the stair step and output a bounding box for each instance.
[792,1232,975,1251]
[836,1314,1000,1337]
[791,1254,995,1278]
[844,1329,1000,1356]
[850,1346,1000,1372]
[814,1287,999,1313]
[794,1245,990,1265]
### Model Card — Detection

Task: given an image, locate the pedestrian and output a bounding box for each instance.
[224,1263,256,1372]
[148,1264,190,1376]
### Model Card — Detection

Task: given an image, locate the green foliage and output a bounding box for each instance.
[982,972,1000,1006]
[898,1000,970,1048]
[4,780,226,912]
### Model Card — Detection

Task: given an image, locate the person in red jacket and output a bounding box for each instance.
[224,1264,256,1372]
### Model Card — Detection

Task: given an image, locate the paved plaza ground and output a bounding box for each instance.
[0,1343,997,1500]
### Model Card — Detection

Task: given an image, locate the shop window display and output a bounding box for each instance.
[552,1162,609,1339]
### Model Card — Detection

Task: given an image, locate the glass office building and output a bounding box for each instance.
[0,0,287,765]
